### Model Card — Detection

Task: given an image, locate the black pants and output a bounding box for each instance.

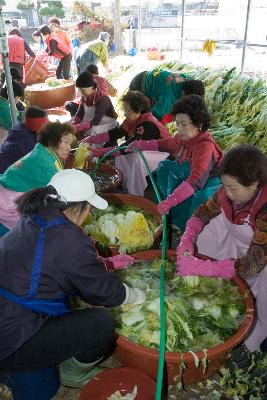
[9,62,24,80]
[0,308,115,373]
[56,53,72,80]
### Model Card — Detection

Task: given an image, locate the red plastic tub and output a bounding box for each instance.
[24,58,48,86]
[114,250,255,384]
[79,367,156,400]
[25,82,76,109]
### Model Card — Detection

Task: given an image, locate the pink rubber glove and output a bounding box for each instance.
[90,146,120,158]
[82,132,109,145]
[157,181,194,215]
[176,255,235,279]
[106,254,135,270]
[127,140,159,152]
[75,121,91,132]
[176,217,203,258]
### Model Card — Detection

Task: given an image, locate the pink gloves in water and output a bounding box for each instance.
[127,140,159,152]
[75,121,91,132]
[176,216,236,279]
[176,255,235,279]
[106,254,135,270]
[157,181,194,215]
[176,217,203,258]
[81,132,110,145]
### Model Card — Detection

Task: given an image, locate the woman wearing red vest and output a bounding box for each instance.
[39,25,72,80]
[176,144,267,369]
[49,17,72,51]
[7,28,36,80]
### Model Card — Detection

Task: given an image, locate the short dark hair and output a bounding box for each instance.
[75,72,97,89]
[38,121,75,148]
[0,80,24,99]
[219,144,267,187]
[85,64,99,75]
[39,25,51,36]
[183,80,205,97]
[121,90,150,114]
[8,28,21,36]
[171,94,210,131]
[49,17,60,25]
[25,106,47,118]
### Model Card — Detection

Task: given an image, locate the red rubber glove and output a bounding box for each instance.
[176,217,203,258]
[106,254,135,270]
[176,255,235,279]
[157,181,194,215]
[127,140,159,152]
[81,132,110,145]
[75,121,91,132]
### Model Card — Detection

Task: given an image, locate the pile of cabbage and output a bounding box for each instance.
[84,205,159,254]
[112,259,245,352]
[153,63,267,153]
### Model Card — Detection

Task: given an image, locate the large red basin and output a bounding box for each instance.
[114,250,255,384]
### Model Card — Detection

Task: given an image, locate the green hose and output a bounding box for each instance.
[95,146,167,400]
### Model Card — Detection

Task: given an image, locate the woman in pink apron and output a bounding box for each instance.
[73,71,118,141]
[176,144,267,368]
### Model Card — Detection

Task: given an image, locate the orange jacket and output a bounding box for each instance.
[53,28,72,51]
[8,35,25,64]
[45,33,71,59]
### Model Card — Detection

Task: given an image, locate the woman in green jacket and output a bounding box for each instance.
[0,121,74,236]
[129,68,189,121]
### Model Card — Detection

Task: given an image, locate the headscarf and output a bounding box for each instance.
[98,31,110,42]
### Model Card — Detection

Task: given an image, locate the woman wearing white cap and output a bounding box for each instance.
[0,169,145,390]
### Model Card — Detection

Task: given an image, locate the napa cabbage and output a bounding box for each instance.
[85,210,154,254]
[112,259,245,352]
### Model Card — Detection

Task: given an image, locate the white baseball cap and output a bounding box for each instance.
[48,169,108,210]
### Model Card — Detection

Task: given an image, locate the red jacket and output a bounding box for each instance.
[45,33,71,59]
[8,35,25,64]
[158,131,223,191]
